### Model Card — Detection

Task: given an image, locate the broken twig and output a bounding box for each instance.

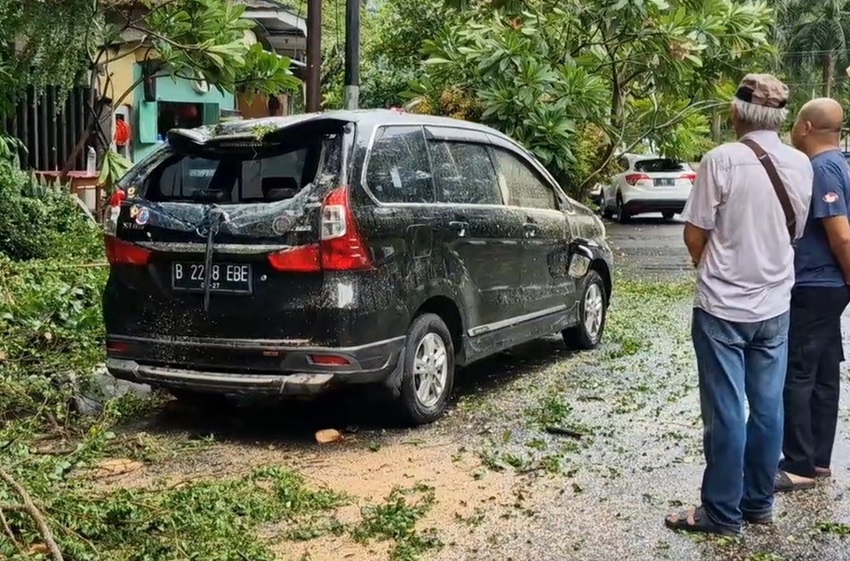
[544,426,586,439]
[0,468,64,561]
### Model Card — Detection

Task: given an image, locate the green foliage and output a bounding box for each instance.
[0,256,106,422]
[353,485,442,561]
[98,150,133,189]
[138,0,301,96]
[0,0,95,115]
[414,0,775,197]
[0,161,101,262]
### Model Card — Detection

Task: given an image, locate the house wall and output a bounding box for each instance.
[98,46,138,106]
[131,64,236,161]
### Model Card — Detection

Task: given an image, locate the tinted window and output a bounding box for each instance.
[366,126,434,203]
[634,158,688,173]
[428,141,501,205]
[143,137,336,204]
[494,148,557,210]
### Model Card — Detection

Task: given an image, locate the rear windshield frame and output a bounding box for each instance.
[633,158,689,173]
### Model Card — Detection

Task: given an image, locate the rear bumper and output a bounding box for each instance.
[105,335,405,395]
[623,198,686,215]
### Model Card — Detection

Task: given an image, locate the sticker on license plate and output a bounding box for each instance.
[171,263,252,294]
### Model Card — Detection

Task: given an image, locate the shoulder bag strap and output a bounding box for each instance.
[740,138,796,243]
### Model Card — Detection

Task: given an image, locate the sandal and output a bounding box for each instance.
[774,470,815,493]
[664,505,740,537]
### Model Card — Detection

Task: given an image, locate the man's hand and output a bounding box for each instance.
[822,215,850,284]
[684,222,710,268]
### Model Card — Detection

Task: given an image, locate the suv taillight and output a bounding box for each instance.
[103,188,152,265]
[103,189,126,237]
[625,173,651,185]
[268,186,373,272]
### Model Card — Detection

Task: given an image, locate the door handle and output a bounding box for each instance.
[523,222,538,238]
[449,221,469,238]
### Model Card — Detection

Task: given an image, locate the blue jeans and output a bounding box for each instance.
[693,308,790,532]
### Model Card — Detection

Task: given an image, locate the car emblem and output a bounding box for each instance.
[272,215,293,235]
[824,192,839,204]
[135,207,150,226]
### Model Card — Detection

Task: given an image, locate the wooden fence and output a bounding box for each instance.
[2,85,93,171]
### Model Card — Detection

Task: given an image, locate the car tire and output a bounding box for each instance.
[395,313,455,425]
[662,211,675,220]
[602,204,615,220]
[616,193,630,223]
[563,270,607,350]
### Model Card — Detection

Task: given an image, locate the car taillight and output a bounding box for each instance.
[268,186,373,273]
[105,236,152,265]
[625,173,651,185]
[103,189,127,237]
[681,172,697,182]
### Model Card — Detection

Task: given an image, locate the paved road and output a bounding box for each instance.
[133,215,850,561]
[605,214,692,281]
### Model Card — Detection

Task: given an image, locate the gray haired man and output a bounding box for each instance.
[665,74,813,536]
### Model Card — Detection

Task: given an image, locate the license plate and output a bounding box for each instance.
[171,262,252,294]
[654,178,675,186]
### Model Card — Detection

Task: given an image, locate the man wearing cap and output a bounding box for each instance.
[777,98,850,492]
[665,74,813,536]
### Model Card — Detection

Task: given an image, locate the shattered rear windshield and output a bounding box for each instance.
[141,134,342,204]
[633,159,688,173]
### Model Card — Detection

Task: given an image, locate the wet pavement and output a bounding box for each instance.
[124,213,850,561]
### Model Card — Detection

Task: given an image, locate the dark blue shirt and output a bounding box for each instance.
[795,149,850,287]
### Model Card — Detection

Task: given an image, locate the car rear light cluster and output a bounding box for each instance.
[681,172,697,182]
[267,186,373,273]
[103,188,153,265]
[625,173,651,185]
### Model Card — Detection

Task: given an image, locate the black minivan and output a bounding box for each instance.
[103,110,613,424]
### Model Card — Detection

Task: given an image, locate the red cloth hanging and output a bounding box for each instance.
[115,119,131,147]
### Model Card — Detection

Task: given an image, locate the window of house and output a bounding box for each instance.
[428,140,501,205]
[493,148,558,210]
[365,126,434,204]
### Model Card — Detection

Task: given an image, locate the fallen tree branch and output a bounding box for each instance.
[544,426,586,439]
[0,506,24,554]
[0,469,64,561]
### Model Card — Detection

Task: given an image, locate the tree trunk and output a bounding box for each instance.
[823,53,835,98]
[712,111,723,143]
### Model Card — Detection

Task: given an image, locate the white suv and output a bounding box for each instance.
[600,154,695,222]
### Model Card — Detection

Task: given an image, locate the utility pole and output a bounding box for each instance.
[344,0,360,110]
[306,0,322,113]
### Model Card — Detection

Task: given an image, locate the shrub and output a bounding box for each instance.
[0,160,102,262]
[0,256,107,422]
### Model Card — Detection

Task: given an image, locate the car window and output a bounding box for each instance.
[493,148,557,210]
[428,141,501,205]
[366,126,434,204]
[634,158,687,173]
[143,138,334,204]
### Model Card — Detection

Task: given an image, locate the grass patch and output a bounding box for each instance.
[353,485,442,561]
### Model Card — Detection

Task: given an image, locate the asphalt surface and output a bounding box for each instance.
[138,213,850,561]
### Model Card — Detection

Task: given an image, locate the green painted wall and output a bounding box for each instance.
[132,63,236,161]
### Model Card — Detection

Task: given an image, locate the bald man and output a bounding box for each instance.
[778,98,850,491]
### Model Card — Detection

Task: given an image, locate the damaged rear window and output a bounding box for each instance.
[141,134,342,204]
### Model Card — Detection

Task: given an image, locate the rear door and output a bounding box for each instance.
[423,126,526,331]
[490,142,578,323]
[104,122,347,342]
